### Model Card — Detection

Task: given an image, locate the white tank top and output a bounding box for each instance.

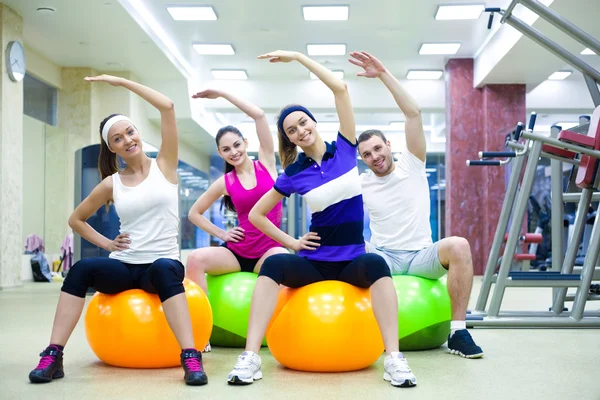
[109,158,180,263]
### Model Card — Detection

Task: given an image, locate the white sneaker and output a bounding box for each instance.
[227,351,262,385]
[202,341,211,353]
[383,352,417,387]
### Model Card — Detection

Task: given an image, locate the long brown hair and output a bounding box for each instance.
[276,104,300,168]
[98,114,120,210]
[216,125,244,212]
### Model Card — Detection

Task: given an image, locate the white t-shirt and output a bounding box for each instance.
[360,150,432,251]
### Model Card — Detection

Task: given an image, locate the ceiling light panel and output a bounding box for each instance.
[167,6,217,21]
[406,70,444,80]
[307,44,347,56]
[193,44,235,55]
[419,43,461,55]
[548,71,572,80]
[303,6,349,20]
[435,5,484,20]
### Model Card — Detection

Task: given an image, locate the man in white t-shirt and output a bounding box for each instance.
[349,51,483,358]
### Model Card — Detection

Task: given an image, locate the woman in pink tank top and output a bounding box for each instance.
[186,89,288,350]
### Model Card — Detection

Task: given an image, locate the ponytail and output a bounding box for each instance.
[98,113,120,210]
[276,104,304,168]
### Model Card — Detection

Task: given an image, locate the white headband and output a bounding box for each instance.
[101,115,134,147]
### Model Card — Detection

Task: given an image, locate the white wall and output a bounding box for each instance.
[24,46,62,89]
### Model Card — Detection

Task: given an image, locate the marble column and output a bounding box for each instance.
[445,59,526,275]
[55,68,100,231]
[0,5,24,288]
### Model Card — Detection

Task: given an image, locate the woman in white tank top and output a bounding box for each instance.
[29,75,208,386]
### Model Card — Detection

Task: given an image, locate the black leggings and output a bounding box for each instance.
[61,257,185,302]
[258,253,391,288]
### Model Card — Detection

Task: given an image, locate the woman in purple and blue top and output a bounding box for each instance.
[226,50,417,388]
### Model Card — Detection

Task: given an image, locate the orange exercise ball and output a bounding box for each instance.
[266,281,384,372]
[84,278,212,368]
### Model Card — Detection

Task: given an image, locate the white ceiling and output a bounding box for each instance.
[139,0,492,82]
[2,0,182,81]
[3,0,599,158]
[477,0,600,87]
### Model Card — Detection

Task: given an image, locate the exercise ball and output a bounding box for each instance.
[394,275,451,350]
[84,278,212,368]
[266,281,384,372]
[206,272,266,347]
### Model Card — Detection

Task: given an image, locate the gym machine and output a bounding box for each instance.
[466,0,600,327]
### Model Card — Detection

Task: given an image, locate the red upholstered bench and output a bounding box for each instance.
[557,105,600,188]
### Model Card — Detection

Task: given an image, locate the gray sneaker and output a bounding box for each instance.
[227,351,262,385]
[383,352,417,387]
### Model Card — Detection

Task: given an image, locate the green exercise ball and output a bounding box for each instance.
[206,272,266,348]
[393,275,451,351]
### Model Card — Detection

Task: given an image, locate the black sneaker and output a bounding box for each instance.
[29,345,65,383]
[447,329,484,359]
[181,349,208,386]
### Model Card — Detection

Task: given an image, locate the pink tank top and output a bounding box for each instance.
[224,160,283,258]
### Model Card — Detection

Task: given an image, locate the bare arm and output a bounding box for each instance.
[68,177,128,252]
[349,51,426,161]
[192,89,276,176]
[379,72,426,161]
[249,189,320,252]
[188,177,232,241]
[85,74,178,181]
[258,50,356,143]
[249,190,296,249]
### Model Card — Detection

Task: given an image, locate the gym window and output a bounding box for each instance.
[23,73,58,126]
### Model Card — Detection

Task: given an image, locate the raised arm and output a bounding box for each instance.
[258,50,356,143]
[192,89,276,176]
[188,177,244,243]
[349,51,426,161]
[249,189,320,252]
[68,177,129,252]
[85,74,178,180]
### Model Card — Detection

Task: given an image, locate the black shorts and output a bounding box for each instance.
[220,242,261,273]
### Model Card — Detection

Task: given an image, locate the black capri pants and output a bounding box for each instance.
[258,253,391,288]
[61,257,185,302]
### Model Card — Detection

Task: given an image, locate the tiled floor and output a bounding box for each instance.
[1,278,598,400]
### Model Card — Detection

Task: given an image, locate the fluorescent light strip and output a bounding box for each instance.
[120,0,196,79]
[419,43,461,55]
[307,44,346,56]
[303,6,349,20]
[193,44,235,55]
[211,70,248,80]
[581,48,597,55]
[406,70,443,80]
[310,71,344,80]
[554,121,578,129]
[166,6,217,21]
[548,71,571,80]
[435,4,484,20]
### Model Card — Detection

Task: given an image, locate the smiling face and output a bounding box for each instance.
[358,135,395,177]
[281,110,319,150]
[107,120,143,158]
[217,130,248,167]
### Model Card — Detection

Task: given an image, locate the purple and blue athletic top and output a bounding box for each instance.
[274,133,365,262]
